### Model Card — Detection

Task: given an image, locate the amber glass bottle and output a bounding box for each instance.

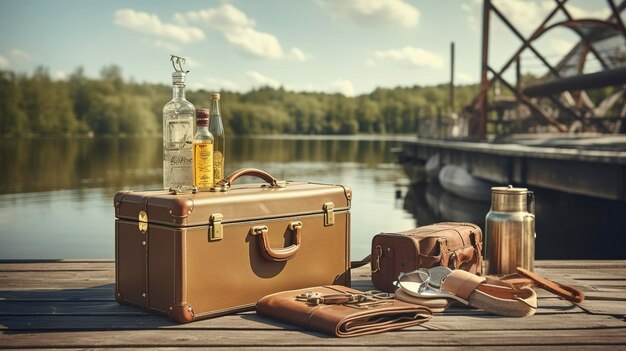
[192,109,214,191]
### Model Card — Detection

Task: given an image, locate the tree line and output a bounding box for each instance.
[0,65,480,137]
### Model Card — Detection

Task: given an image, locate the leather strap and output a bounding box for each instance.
[441,270,487,301]
[516,267,585,303]
[351,254,372,269]
[224,168,279,186]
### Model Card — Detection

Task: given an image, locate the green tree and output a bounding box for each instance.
[0,71,28,135]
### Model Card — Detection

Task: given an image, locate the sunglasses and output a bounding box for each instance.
[394,268,432,294]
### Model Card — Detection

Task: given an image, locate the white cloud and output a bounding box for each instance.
[461,0,481,32]
[179,57,200,68]
[0,49,32,69]
[457,72,475,83]
[365,59,376,67]
[566,4,610,19]
[493,0,553,34]
[174,4,255,30]
[288,48,313,61]
[551,38,575,56]
[177,4,290,60]
[317,0,420,27]
[247,70,281,88]
[55,70,67,80]
[0,54,8,69]
[114,9,205,43]
[331,79,356,96]
[225,27,283,59]
[10,49,31,62]
[373,46,444,69]
[463,0,612,35]
[153,40,180,53]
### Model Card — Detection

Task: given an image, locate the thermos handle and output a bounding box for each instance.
[527,191,535,215]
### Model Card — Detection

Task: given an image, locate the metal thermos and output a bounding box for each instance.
[484,185,535,275]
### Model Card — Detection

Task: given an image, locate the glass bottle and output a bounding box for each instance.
[193,109,214,191]
[162,71,195,190]
[208,93,225,183]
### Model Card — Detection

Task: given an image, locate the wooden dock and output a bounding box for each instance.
[399,137,626,201]
[1,260,625,349]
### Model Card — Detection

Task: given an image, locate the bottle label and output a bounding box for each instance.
[166,119,193,150]
[213,151,224,182]
[193,143,214,189]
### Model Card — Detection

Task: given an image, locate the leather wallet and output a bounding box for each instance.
[256,285,432,337]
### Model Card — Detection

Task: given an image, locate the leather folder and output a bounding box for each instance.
[256,285,433,337]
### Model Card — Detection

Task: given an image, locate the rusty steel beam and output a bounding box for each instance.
[554,0,610,70]
[478,0,492,139]
[450,42,455,112]
[608,0,626,34]
[491,3,561,77]
[488,66,567,132]
[469,0,626,137]
[524,66,626,96]
[470,1,564,110]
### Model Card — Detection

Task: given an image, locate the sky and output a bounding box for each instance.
[0,0,619,96]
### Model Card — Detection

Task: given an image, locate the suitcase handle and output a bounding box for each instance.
[251,221,302,262]
[213,168,286,192]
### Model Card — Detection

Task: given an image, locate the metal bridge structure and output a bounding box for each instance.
[466,0,626,139]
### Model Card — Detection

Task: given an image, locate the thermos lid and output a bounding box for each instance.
[491,185,527,194]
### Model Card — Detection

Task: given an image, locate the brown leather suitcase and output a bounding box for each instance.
[371,222,483,293]
[114,168,351,323]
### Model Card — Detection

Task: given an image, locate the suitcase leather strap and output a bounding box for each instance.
[214,168,286,191]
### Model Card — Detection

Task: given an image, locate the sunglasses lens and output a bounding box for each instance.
[399,270,429,284]
[397,269,431,295]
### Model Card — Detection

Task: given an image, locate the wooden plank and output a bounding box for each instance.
[0,300,145,315]
[0,271,114,290]
[0,296,586,317]
[0,287,114,301]
[404,139,626,165]
[0,261,624,350]
[1,328,625,348]
[526,158,624,201]
[9,347,626,351]
[0,260,114,269]
[1,312,619,332]
[535,260,626,268]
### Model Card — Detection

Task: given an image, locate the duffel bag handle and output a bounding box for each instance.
[212,168,286,192]
[252,221,302,262]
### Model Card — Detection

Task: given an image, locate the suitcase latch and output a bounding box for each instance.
[323,202,335,226]
[138,211,148,233]
[209,213,224,241]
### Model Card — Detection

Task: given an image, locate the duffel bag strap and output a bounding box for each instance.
[351,254,372,270]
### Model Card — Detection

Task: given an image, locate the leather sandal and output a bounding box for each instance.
[395,266,537,317]
[394,288,455,313]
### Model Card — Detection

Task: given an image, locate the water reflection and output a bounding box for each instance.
[0,137,415,260]
[0,137,395,194]
[3,136,623,260]
[0,137,163,194]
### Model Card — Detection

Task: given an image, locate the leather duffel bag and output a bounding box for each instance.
[370,222,483,292]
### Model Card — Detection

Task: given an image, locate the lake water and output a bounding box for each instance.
[0,136,418,261]
[1,136,625,261]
